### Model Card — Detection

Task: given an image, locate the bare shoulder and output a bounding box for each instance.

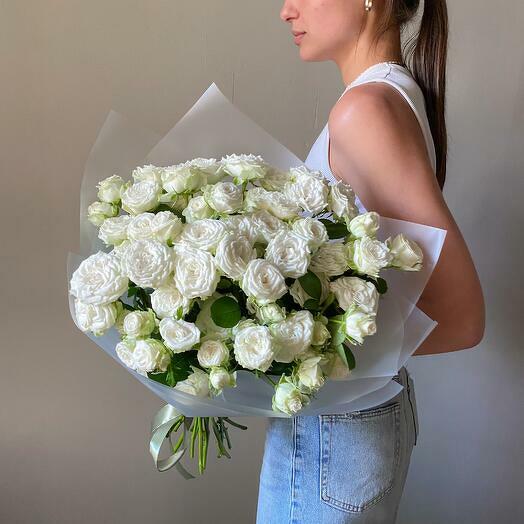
[327,82,446,224]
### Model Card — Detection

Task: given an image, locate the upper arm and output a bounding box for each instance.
[328,84,485,347]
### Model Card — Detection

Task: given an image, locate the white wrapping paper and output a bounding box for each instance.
[67,82,446,417]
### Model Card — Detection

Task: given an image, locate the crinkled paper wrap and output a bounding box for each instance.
[67,83,446,417]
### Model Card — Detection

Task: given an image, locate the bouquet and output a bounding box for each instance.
[67,83,446,478]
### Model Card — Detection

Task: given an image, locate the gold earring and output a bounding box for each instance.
[365,0,373,11]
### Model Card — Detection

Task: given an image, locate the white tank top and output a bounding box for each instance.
[305,62,437,213]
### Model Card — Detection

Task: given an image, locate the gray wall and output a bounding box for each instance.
[1,1,522,523]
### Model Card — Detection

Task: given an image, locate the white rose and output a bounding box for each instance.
[123,309,157,338]
[195,294,231,339]
[121,239,174,288]
[152,211,184,244]
[159,318,200,353]
[182,195,214,223]
[221,214,258,244]
[289,271,330,307]
[121,181,161,215]
[111,239,132,260]
[69,251,128,306]
[174,366,210,397]
[297,356,325,390]
[113,302,128,335]
[115,337,137,369]
[203,182,243,214]
[209,367,237,391]
[215,233,257,280]
[220,153,267,183]
[233,323,276,372]
[349,236,393,277]
[97,174,125,204]
[349,212,380,238]
[272,378,309,415]
[133,338,171,375]
[385,233,424,271]
[158,192,190,212]
[329,181,359,221]
[241,259,287,305]
[127,213,156,240]
[132,165,164,185]
[173,244,219,299]
[87,201,118,226]
[309,242,349,277]
[255,303,286,324]
[270,310,314,363]
[265,231,311,279]
[291,218,329,252]
[187,157,225,184]
[251,210,287,244]
[258,167,292,191]
[343,309,377,344]
[150,281,191,319]
[74,298,118,336]
[330,276,379,314]
[179,219,228,253]
[320,351,351,380]
[260,190,301,221]
[161,164,205,194]
[197,339,230,368]
[285,166,329,214]
[311,321,331,346]
[98,215,132,246]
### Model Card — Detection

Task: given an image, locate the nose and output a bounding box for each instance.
[280,0,297,23]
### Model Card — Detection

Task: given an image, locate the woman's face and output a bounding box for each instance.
[280,0,365,61]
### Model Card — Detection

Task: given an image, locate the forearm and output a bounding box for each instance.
[412,319,480,356]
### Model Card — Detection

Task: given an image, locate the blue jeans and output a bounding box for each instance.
[256,367,419,524]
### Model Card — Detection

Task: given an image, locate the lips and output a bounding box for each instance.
[293,31,306,44]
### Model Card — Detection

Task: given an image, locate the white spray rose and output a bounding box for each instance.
[320,351,352,380]
[251,210,288,244]
[159,318,200,353]
[133,338,171,375]
[174,366,210,397]
[309,242,349,277]
[255,303,286,324]
[209,367,237,391]
[187,157,224,184]
[121,180,161,215]
[349,212,380,238]
[74,298,118,336]
[343,308,377,344]
[289,271,330,307]
[179,219,228,253]
[285,166,329,215]
[98,215,131,246]
[122,309,156,338]
[203,182,243,214]
[161,164,205,194]
[70,251,129,306]
[349,236,393,277]
[233,323,276,372]
[244,187,300,220]
[215,233,257,281]
[386,233,424,271]
[221,214,258,244]
[127,213,156,241]
[111,239,131,260]
[113,301,128,336]
[329,181,359,221]
[272,377,309,415]
[258,167,292,191]
[115,338,137,369]
[97,174,125,204]
[151,211,184,244]
[173,244,219,299]
[270,310,314,363]
[87,201,118,226]
[159,192,190,213]
[150,281,191,319]
[182,195,215,222]
[241,259,287,305]
[220,153,267,183]
[197,339,230,368]
[311,321,331,346]
[291,217,329,252]
[265,231,311,279]
[121,239,174,288]
[195,294,231,340]
[297,356,325,390]
[330,276,379,314]
[132,164,164,185]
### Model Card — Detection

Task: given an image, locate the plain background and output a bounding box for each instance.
[1,1,523,523]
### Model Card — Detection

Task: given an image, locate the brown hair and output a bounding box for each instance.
[372,1,449,189]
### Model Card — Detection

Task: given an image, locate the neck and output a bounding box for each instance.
[335,24,403,87]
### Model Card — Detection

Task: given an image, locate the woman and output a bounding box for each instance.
[256,1,485,523]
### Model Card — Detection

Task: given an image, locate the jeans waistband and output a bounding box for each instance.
[392,366,409,387]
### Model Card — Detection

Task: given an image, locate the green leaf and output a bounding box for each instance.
[375,277,388,294]
[298,271,322,300]
[147,352,198,386]
[344,346,356,370]
[210,296,241,328]
[319,219,349,239]
[303,298,320,311]
[127,286,139,297]
[217,278,233,290]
